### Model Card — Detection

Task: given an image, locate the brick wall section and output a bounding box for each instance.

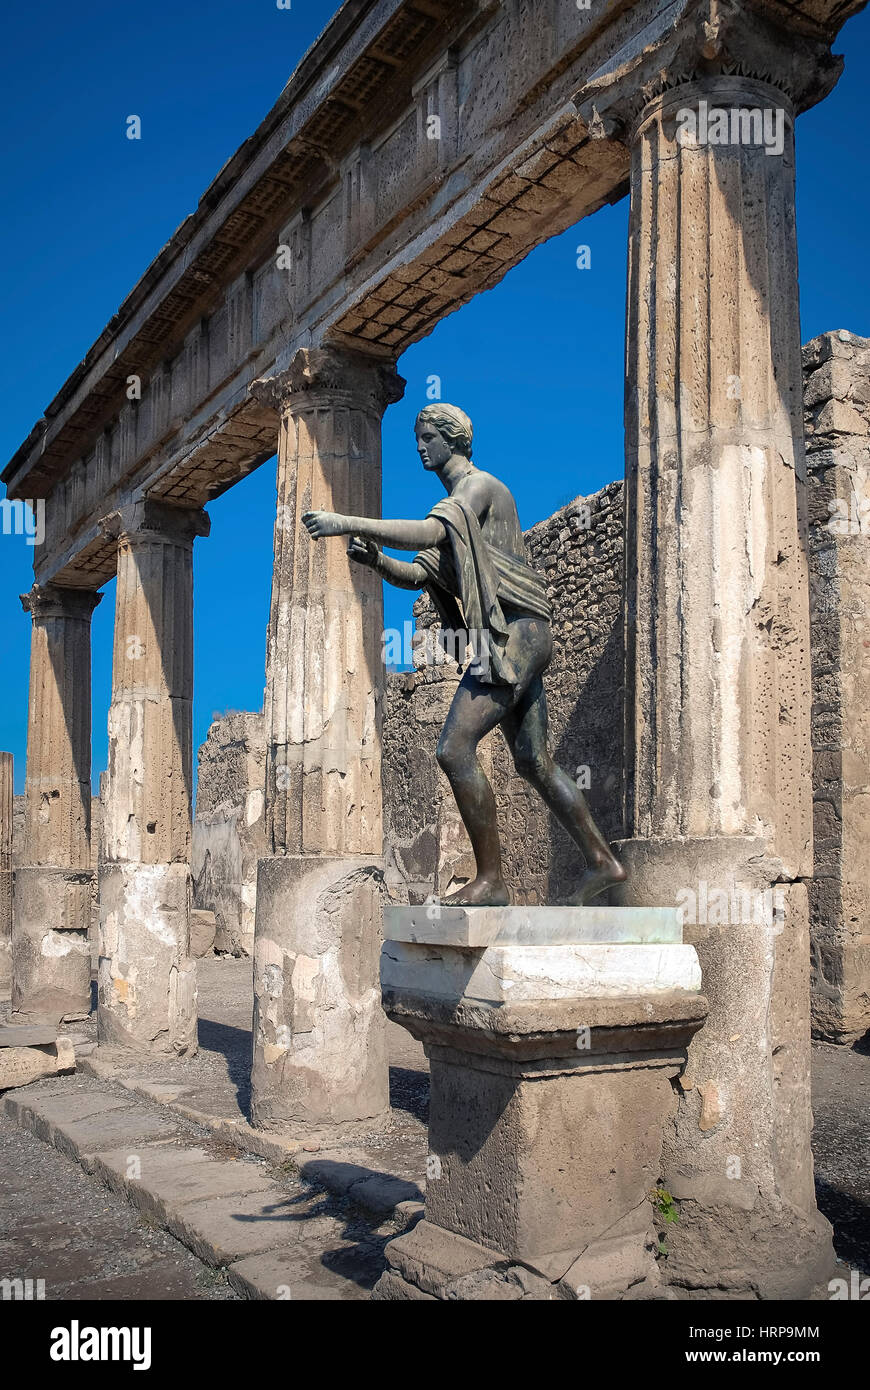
[805,329,870,1043]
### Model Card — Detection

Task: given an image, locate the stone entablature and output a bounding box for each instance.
[7,2,860,594]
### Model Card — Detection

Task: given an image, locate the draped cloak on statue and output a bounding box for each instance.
[413,495,552,689]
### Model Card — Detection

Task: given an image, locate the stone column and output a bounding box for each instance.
[0,752,13,995]
[577,12,845,1297]
[251,345,404,1134]
[97,499,209,1055]
[12,585,101,1022]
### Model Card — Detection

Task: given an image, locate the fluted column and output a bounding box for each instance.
[12,585,101,1021]
[624,79,810,861]
[252,345,404,1134]
[0,753,14,995]
[97,499,209,1055]
[576,5,846,1297]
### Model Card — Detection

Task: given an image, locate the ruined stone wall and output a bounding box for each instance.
[382,480,626,906]
[192,711,266,956]
[805,330,870,1043]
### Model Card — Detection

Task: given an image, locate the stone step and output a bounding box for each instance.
[0,1025,60,1047]
[77,1049,427,1212]
[0,1035,76,1091]
[2,1080,420,1300]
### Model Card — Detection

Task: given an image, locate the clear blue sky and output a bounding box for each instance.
[1,2,868,795]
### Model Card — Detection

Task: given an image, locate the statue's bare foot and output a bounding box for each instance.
[567,858,627,906]
[442,875,511,907]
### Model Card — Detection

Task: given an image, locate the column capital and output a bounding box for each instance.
[573,0,844,145]
[20,583,102,622]
[99,498,210,548]
[251,344,406,418]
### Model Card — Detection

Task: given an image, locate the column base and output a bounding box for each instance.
[376,909,707,1299]
[11,865,92,1023]
[97,862,197,1057]
[251,854,389,1135]
[613,836,837,1298]
[373,1217,667,1301]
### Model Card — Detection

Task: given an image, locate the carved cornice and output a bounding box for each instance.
[251,345,406,419]
[99,499,210,549]
[574,0,844,144]
[20,584,102,622]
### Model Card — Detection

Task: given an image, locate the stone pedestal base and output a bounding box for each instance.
[97,862,197,1056]
[374,907,707,1300]
[11,865,93,1023]
[250,854,389,1134]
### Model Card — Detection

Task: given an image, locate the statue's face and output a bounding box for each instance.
[415,419,452,470]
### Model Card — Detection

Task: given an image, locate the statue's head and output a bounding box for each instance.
[414,404,473,470]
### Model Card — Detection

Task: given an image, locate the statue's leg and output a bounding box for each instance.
[436,669,513,907]
[500,676,627,905]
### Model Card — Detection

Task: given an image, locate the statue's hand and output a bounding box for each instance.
[301,510,347,539]
[347,536,379,568]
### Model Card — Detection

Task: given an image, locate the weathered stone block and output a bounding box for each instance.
[375,916,706,1299]
[11,865,92,1023]
[189,909,216,958]
[0,1036,75,1091]
[97,862,197,1056]
[251,854,388,1134]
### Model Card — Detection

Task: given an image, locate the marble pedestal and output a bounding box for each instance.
[373,905,707,1301]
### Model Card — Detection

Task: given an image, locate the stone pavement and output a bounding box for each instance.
[2,1073,412,1300]
[2,957,867,1299]
[0,1109,239,1301]
[71,958,429,1212]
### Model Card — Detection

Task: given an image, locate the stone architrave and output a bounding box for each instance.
[576,9,845,1295]
[0,752,12,994]
[250,345,404,1134]
[12,585,101,1023]
[97,500,209,1056]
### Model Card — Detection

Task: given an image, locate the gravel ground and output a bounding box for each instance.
[0,1111,240,1300]
[811,1037,870,1276]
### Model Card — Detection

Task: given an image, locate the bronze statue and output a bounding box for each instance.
[302,404,626,906]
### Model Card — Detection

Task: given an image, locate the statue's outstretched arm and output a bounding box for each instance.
[344,536,426,589]
[302,509,445,551]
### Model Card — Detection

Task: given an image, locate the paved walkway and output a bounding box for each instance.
[0,1109,238,1301]
[2,957,867,1298]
